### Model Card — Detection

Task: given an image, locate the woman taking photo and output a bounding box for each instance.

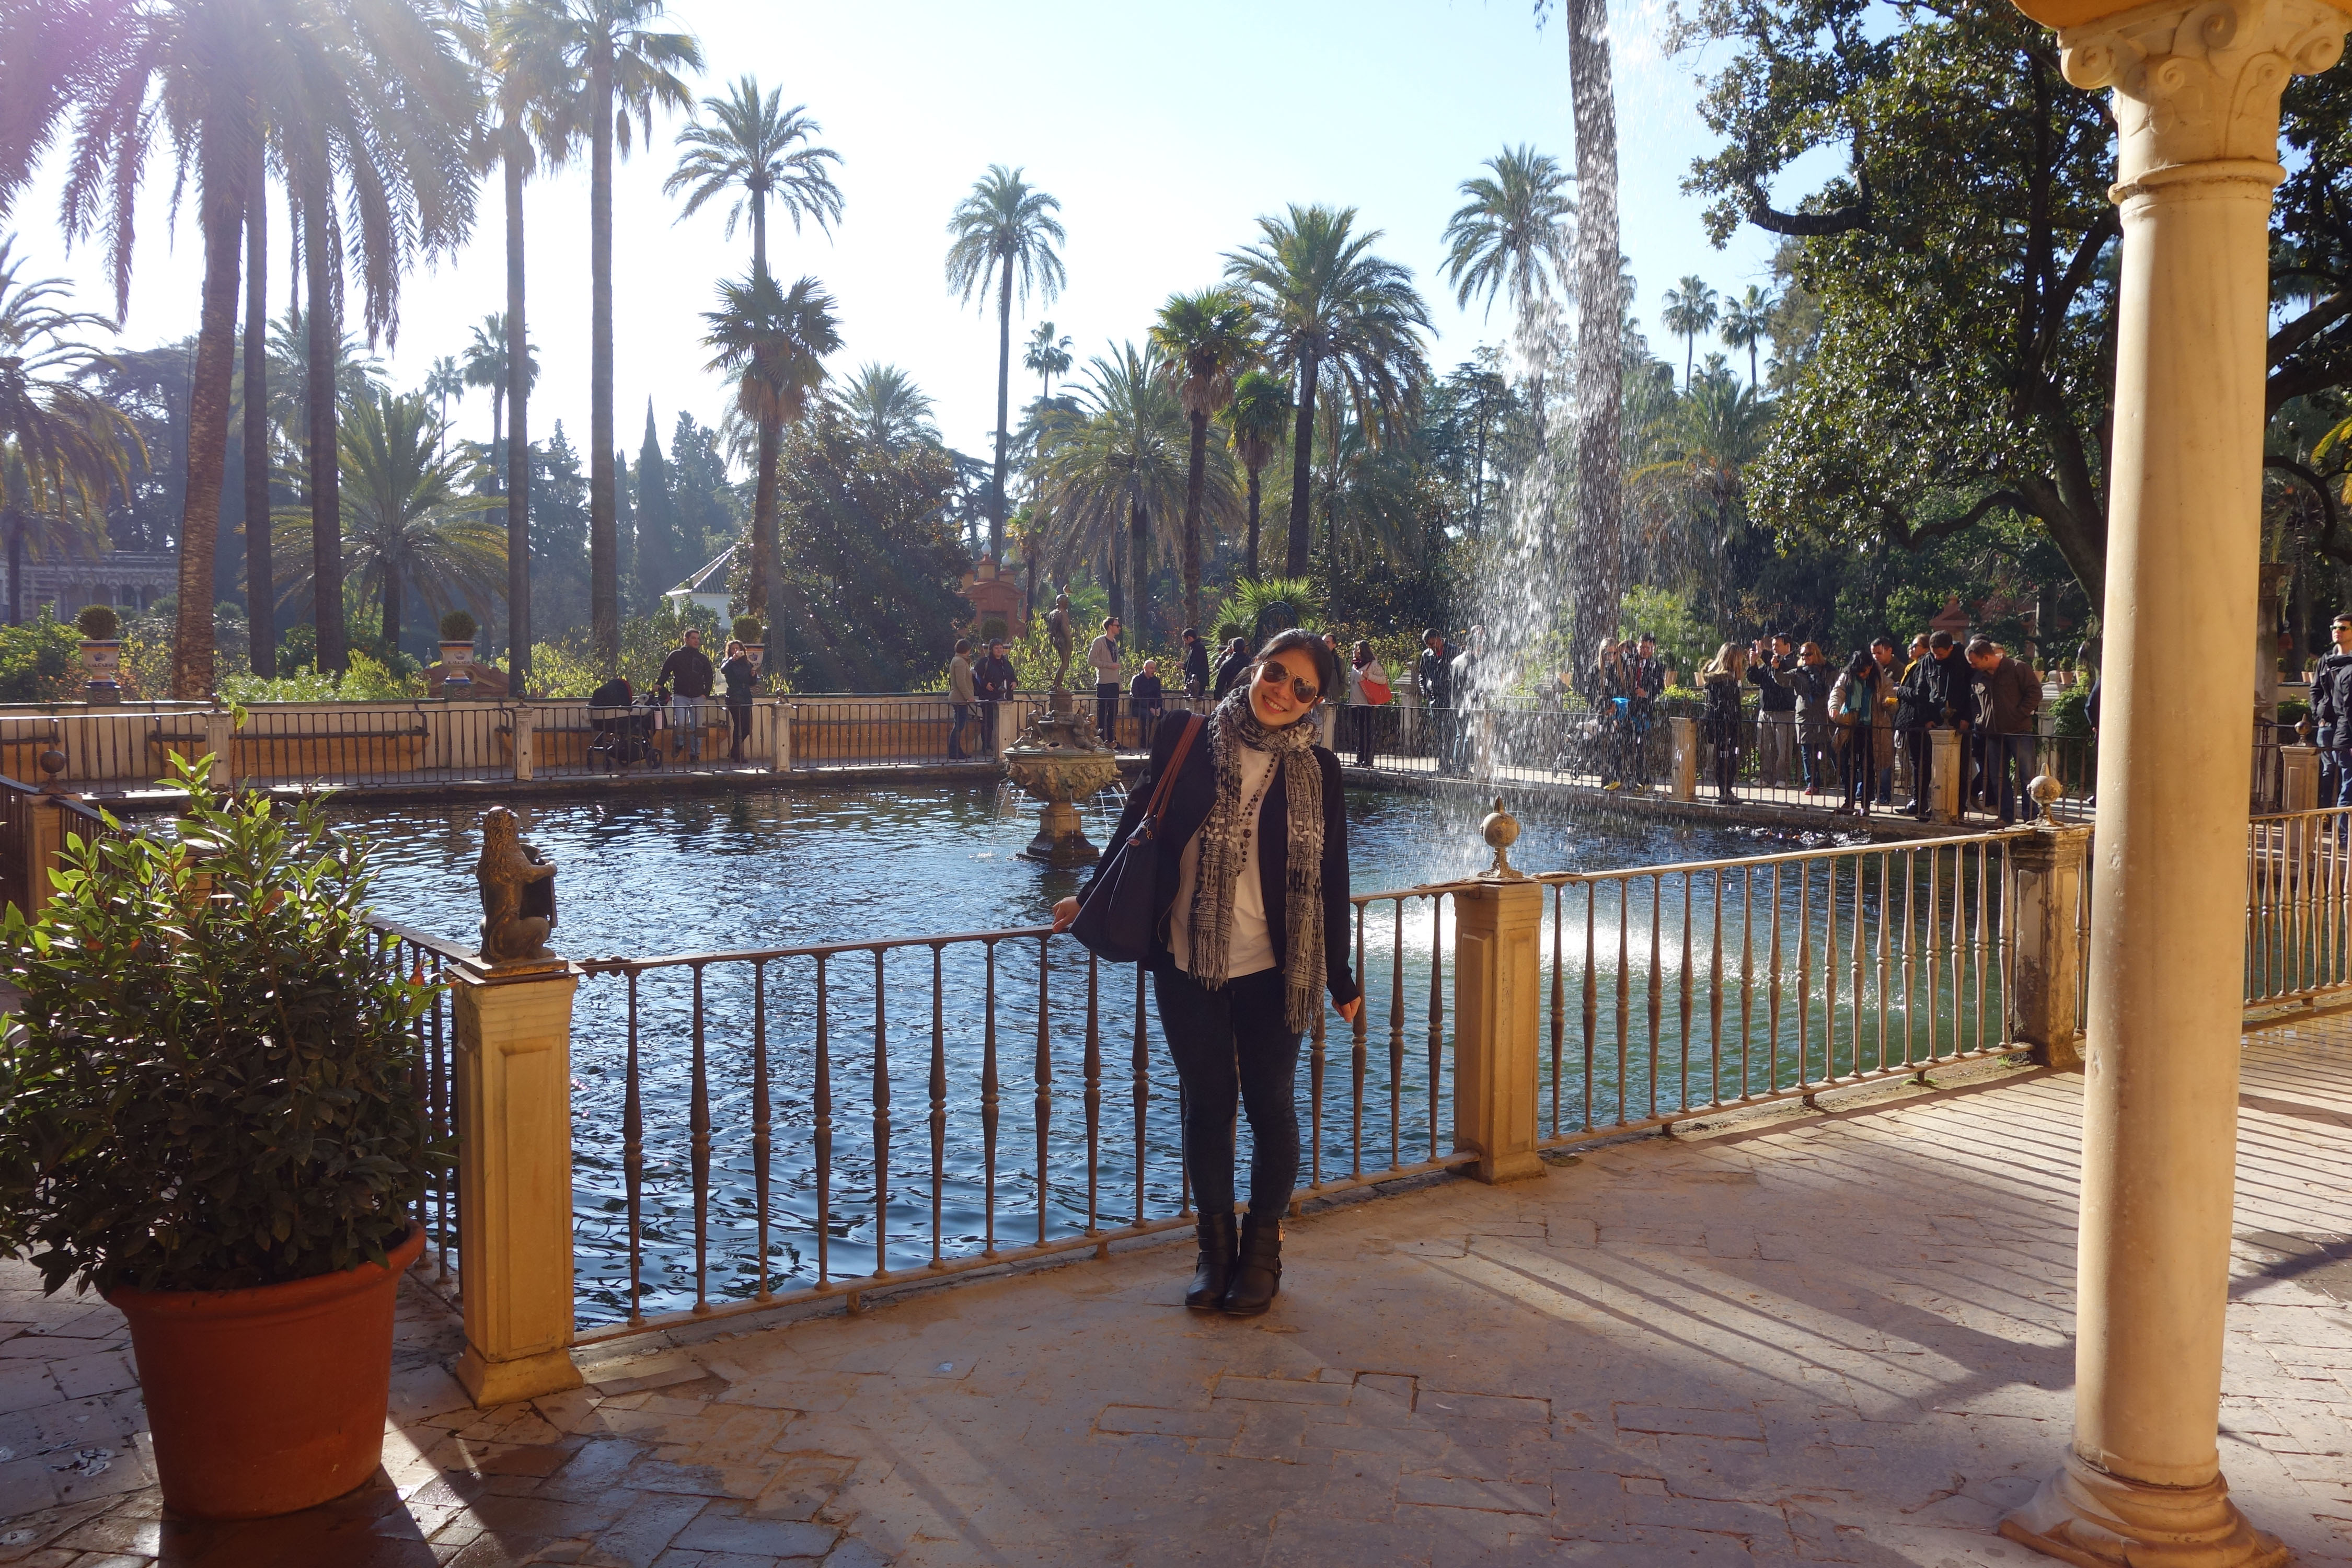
[1052,629,1362,1316]
[1700,642,1748,804]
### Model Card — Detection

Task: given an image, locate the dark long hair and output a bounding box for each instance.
[1255,627,1342,704]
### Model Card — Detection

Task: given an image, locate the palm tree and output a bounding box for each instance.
[704,270,839,652]
[832,362,937,451]
[1628,364,1773,603]
[1719,284,1774,387]
[665,75,842,281]
[1659,276,1720,392]
[1033,342,1219,641]
[1023,321,1072,400]
[1223,204,1432,578]
[1149,287,1256,631]
[460,312,540,480]
[425,355,467,455]
[3,0,478,694]
[944,165,1066,570]
[241,156,273,674]
[1442,144,1575,319]
[478,0,582,697]
[513,0,701,670]
[1226,367,1289,580]
[0,237,135,626]
[275,389,503,656]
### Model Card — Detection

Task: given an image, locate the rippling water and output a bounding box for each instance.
[342,783,1877,1324]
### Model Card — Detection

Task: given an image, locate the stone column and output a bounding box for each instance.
[2008,820,2090,1072]
[1928,728,1962,823]
[1668,717,1699,801]
[510,705,535,782]
[1448,803,1547,1185]
[451,960,586,1406]
[770,697,792,773]
[201,710,236,788]
[2001,3,2351,1562]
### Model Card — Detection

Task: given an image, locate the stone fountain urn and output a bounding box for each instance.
[1003,688,1122,866]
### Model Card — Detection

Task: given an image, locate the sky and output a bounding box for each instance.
[5,0,1793,473]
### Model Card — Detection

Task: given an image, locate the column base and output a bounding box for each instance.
[2033,1031,2086,1072]
[1468,1149,1549,1185]
[454,1345,584,1409]
[1999,1450,2287,1568]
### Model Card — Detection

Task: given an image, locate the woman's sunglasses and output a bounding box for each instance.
[1255,658,1321,705]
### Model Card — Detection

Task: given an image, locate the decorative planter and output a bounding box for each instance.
[743,642,764,674]
[80,638,121,705]
[439,640,474,672]
[106,1223,424,1519]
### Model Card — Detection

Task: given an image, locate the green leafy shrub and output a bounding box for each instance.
[0,761,446,1295]
[74,605,121,641]
[732,615,764,645]
[439,609,477,643]
[0,617,82,703]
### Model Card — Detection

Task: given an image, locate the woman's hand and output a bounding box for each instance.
[1336,997,1362,1024]
[1051,896,1080,933]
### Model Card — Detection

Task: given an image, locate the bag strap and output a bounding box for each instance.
[1142,713,1204,819]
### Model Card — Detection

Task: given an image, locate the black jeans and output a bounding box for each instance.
[1152,965,1301,1217]
[1096,683,1120,744]
[726,701,752,759]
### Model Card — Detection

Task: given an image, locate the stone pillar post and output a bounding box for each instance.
[511,704,535,782]
[771,698,792,773]
[201,710,235,788]
[2008,819,2090,1072]
[1668,717,1699,801]
[1928,728,1962,823]
[2001,3,2351,1562]
[2279,742,2319,813]
[451,960,585,1406]
[1448,802,1547,1185]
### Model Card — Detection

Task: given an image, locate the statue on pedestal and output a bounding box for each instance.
[477,806,558,965]
[1046,592,1074,698]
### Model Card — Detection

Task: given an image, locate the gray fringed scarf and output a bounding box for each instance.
[1186,687,1325,1031]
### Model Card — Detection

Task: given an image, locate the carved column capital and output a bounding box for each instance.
[2058,0,2351,183]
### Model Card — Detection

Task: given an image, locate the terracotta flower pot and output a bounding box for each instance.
[106,1223,424,1519]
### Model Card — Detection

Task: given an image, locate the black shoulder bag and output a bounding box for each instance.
[1068,714,1204,964]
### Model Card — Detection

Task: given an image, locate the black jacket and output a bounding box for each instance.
[658,645,715,698]
[2315,653,2352,731]
[1417,644,1453,708]
[1748,656,1797,712]
[1931,650,1977,726]
[1212,648,1251,700]
[1079,714,1361,1011]
[974,654,1017,702]
[1183,639,1211,695]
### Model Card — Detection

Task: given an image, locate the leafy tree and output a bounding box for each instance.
[510,0,701,670]
[0,236,134,627]
[704,269,839,639]
[3,0,478,694]
[832,363,938,452]
[1718,284,1773,387]
[1223,204,1432,578]
[630,399,680,607]
[1226,367,1290,580]
[665,74,843,279]
[1659,276,1720,391]
[1150,286,1258,631]
[944,165,1066,570]
[529,420,593,649]
[771,405,968,691]
[666,410,737,570]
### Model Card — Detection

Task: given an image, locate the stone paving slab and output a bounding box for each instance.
[2,1019,2348,1566]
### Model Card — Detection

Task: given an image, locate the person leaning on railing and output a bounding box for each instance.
[2314,613,2352,811]
[658,629,716,764]
[1699,643,1748,803]
[720,640,758,765]
[1051,628,1362,1319]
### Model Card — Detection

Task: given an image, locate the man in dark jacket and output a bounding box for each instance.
[1747,632,1798,788]
[2313,615,2352,807]
[1417,629,1455,771]
[1929,631,1978,814]
[1180,626,1210,700]
[973,638,1018,759]
[657,628,716,763]
[1624,633,1668,787]
[1894,635,1941,818]
[1212,637,1251,700]
[1967,637,2043,822]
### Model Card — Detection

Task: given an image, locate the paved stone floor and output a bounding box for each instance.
[2,1019,2346,1567]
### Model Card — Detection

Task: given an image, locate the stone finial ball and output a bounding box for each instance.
[2027,774,2066,811]
[37,748,64,778]
[1481,795,1520,854]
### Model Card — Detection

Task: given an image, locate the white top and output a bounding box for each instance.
[1088,633,1122,684]
[1169,742,1277,979]
[1347,659,1389,706]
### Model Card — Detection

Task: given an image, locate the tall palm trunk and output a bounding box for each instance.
[588,39,619,670]
[751,188,766,280]
[989,262,1011,569]
[1101,544,1122,626]
[5,512,22,626]
[750,410,778,638]
[1285,345,1319,576]
[1129,489,1150,643]
[302,136,345,673]
[243,135,273,676]
[488,384,504,493]
[1181,409,1207,631]
[172,120,249,699]
[1244,463,1262,580]
[1569,0,1623,666]
[505,140,532,694]
[381,557,401,655]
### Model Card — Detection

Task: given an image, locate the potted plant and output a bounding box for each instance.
[733,614,765,675]
[438,609,476,698]
[75,604,121,704]
[0,759,445,1519]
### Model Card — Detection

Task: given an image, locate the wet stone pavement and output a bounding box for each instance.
[1,1018,2348,1567]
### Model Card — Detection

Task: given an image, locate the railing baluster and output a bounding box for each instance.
[1901,848,1919,1067]
[1083,940,1102,1241]
[1427,892,1445,1161]
[1926,847,1942,1062]
[1677,872,1692,1116]
[1974,840,1991,1053]
[1390,898,1405,1171]
[930,945,947,1269]
[1616,880,1631,1125]
[1034,934,1052,1248]
[814,954,833,1286]
[1548,882,1565,1137]
[1709,869,1724,1110]
[980,941,999,1257]
[625,970,643,1324]
[875,947,892,1275]
[1767,864,1784,1092]
[1823,857,1837,1082]
[1646,875,1663,1121]
[753,960,772,1301]
[1581,882,1597,1128]
[1309,997,1327,1194]
[1738,867,1754,1099]
[1352,903,1368,1179]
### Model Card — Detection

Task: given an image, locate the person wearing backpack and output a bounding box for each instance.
[1829,650,1880,816]
[1052,630,1361,1318]
[1345,640,1390,768]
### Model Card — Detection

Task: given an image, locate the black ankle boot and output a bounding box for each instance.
[1186,1213,1237,1310]
[1220,1214,1283,1316]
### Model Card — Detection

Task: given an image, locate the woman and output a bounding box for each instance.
[1345,640,1389,769]
[1052,629,1362,1317]
[1828,649,1878,816]
[1700,642,1748,804]
[1595,638,1630,787]
[720,640,759,764]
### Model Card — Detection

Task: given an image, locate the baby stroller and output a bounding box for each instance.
[585,677,663,771]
